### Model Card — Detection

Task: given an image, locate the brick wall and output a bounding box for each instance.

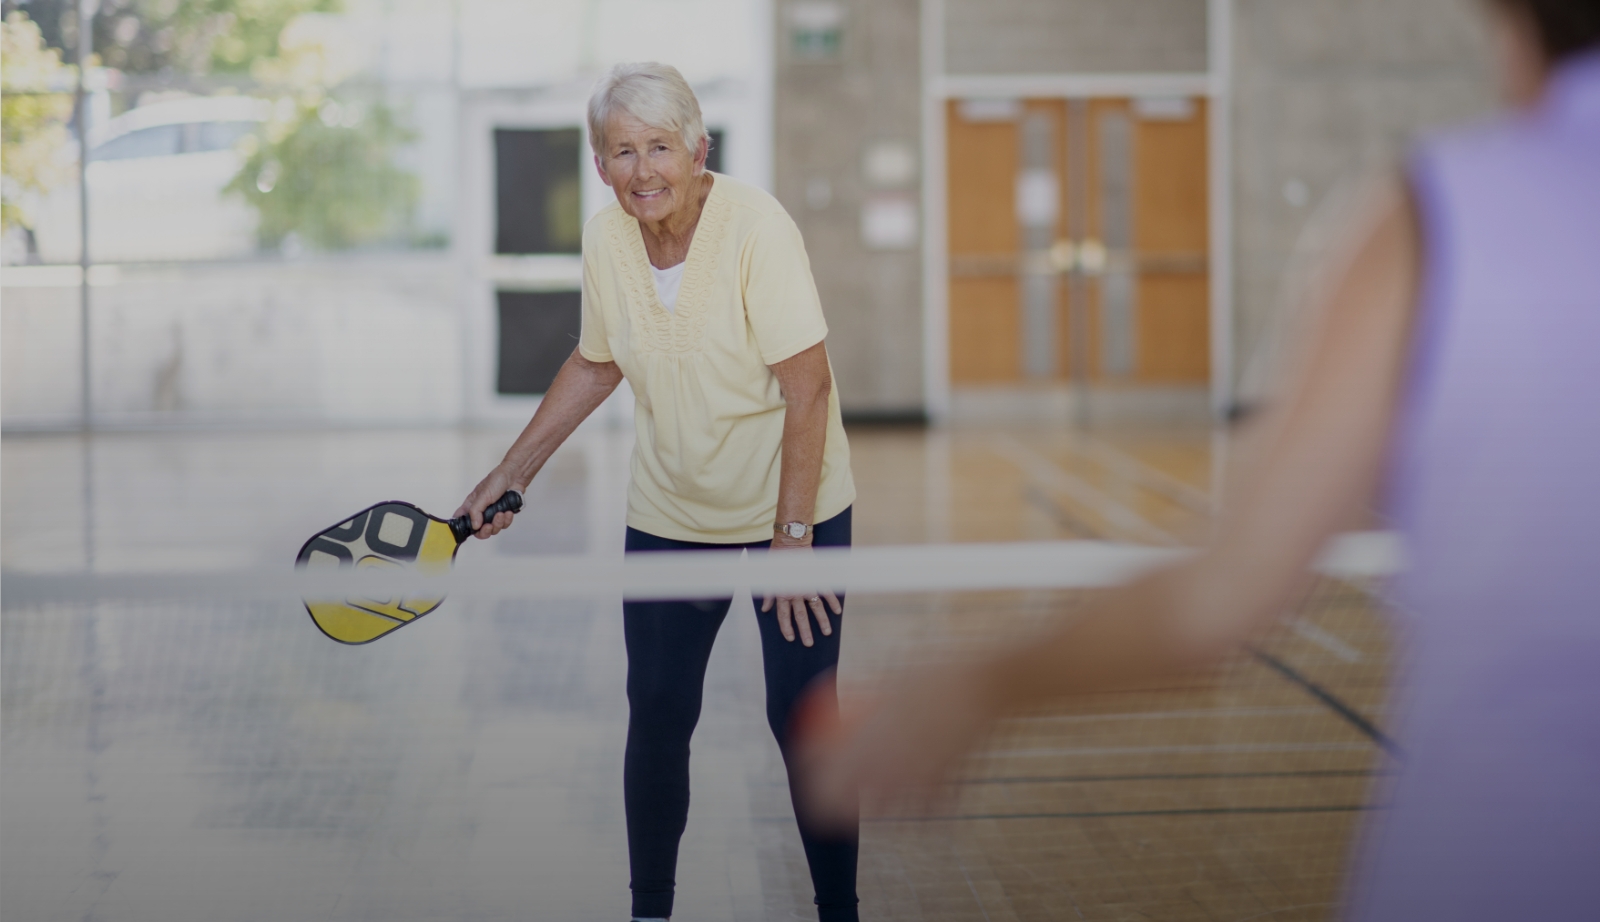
[947,0,1208,74]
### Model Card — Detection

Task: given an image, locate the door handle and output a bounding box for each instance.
[1074,238,1108,276]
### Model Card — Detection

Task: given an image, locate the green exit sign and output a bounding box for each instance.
[788,2,844,60]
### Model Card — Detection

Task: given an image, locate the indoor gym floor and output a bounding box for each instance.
[1,422,1397,921]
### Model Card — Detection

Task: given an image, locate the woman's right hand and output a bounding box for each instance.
[454,466,524,539]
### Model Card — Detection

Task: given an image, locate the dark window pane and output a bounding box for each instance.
[497,290,581,395]
[92,125,182,161]
[706,128,724,174]
[495,128,582,254]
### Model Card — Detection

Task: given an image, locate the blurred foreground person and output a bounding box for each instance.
[458,63,857,922]
[808,2,1600,918]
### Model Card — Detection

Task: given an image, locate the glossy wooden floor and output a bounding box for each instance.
[1,423,1395,921]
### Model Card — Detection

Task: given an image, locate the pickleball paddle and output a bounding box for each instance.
[294,491,522,644]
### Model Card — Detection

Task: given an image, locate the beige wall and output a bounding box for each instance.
[947,0,1208,74]
[1230,0,1495,405]
[773,0,925,417]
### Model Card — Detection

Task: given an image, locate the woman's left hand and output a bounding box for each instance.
[761,537,842,647]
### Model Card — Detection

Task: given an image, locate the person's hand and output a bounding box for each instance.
[761,536,842,647]
[795,659,1000,833]
[453,466,524,539]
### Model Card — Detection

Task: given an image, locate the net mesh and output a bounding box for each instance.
[2,573,1398,922]
[827,576,1397,922]
[2,428,1402,921]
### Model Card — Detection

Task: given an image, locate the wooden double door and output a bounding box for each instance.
[948,97,1210,386]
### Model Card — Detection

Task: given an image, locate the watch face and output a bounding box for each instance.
[783,523,805,538]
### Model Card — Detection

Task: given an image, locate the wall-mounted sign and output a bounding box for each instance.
[863,141,918,189]
[1133,96,1196,122]
[861,194,919,250]
[788,2,845,60]
[958,98,1022,123]
[1014,168,1059,230]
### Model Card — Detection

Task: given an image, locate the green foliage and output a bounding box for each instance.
[226,98,419,250]
[204,0,343,73]
[1,11,74,233]
[2,0,424,253]
[1,0,342,74]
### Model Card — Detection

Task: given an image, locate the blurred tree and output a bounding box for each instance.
[2,0,422,252]
[0,0,340,74]
[1,11,74,244]
[226,98,419,250]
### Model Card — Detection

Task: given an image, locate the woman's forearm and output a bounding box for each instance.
[501,348,622,487]
[770,343,834,526]
[776,388,829,525]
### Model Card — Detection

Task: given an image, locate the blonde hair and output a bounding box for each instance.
[587,62,709,161]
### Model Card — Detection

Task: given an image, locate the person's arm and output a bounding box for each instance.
[454,347,623,537]
[761,340,842,646]
[808,180,1422,815]
[990,184,1418,699]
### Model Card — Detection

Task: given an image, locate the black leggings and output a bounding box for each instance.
[622,507,858,922]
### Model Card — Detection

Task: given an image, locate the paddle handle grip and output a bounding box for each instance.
[449,490,523,543]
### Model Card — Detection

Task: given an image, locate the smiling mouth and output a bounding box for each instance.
[632,188,667,200]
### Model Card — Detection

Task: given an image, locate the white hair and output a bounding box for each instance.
[587,62,709,161]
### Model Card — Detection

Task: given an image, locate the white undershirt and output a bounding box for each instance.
[649,261,685,313]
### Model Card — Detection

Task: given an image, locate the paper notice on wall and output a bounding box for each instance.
[861,195,919,250]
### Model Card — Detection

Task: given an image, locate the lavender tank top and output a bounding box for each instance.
[1348,51,1600,920]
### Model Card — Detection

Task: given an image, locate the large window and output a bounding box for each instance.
[494,128,582,255]
[496,290,582,395]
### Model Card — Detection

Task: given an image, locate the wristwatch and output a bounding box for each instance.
[775,521,813,540]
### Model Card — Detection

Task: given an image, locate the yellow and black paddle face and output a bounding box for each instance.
[295,502,461,644]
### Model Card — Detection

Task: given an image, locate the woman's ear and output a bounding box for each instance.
[694,135,709,174]
[595,154,613,187]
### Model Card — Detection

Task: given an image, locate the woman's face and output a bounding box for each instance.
[595,113,707,228]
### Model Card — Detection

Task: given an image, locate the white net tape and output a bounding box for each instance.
[1,531,1403,606]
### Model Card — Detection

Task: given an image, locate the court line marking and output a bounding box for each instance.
[1077,434,1215,514]
[1248,649,1402,757]
[853,804,1383,823]
[750,768,1389,788]
[1287,617,1364,663]
[957,860,994,922]
[1008,705,1324,724]
[972,741,1373,758]
[1023,485,1102,539]
[956,769,1388,785]
[993,436,1182,546]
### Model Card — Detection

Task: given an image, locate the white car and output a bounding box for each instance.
[32,96,270,264]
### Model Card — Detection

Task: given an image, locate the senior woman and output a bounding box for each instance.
[455,62,859,922]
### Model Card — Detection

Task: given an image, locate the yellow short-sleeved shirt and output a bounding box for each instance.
[578,173,855,543]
